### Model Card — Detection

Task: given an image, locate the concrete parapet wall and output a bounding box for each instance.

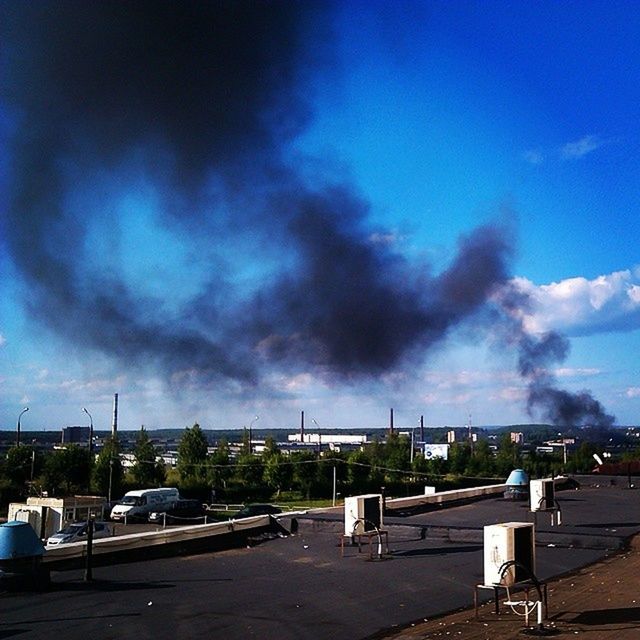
[385,483,506,512]
[43,514,276,570]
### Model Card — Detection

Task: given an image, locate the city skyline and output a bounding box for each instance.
[2,2,640,432]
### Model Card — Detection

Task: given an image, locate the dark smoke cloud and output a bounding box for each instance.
[1,3,615,429]
[1,1,321,384]
[248,189,512,374]
[527,381,615,428]
[495,284,616,428]
[1,1,514,390]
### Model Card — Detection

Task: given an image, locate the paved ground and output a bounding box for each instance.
[1,477,638,640]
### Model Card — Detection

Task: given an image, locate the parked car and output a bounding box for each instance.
[46,521,111,546]
[233,504,282,519]
[148,499,205,523]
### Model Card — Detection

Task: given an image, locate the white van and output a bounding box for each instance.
[110,488,180,521]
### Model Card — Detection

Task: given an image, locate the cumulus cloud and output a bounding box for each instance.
[504,268,640,336]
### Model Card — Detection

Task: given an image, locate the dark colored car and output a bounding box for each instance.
[233,504,282,519]
[148,499,205,523]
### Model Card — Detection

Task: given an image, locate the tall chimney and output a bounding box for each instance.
[389,408,394,434]
[420,414,424,442]
[300,410,305,441]
[112,393,118,439]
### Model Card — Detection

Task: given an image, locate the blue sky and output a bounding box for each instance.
[1,1,640,433]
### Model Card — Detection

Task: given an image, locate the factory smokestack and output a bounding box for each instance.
[389,408,394,435]
[112,393,118,439]
[300,410,305,440]
[420,415,424,442]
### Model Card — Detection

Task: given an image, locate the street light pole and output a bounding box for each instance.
[108,458,114,504]
[17,407,29,447]
[82,407,94,461]
[312,419,322,457]
[30,440,36,484]
[82,408,94,493]
[249,415,259,454]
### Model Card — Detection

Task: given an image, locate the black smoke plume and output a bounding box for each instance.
[4,2,614,432]
[1,2,514,390]
[496,285,615,428]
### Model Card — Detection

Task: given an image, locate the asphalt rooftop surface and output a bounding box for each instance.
[2,476,639,640]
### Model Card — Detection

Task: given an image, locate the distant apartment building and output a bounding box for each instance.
[61,426,90,444]
[510,432,524,445]
[447,430,456,443]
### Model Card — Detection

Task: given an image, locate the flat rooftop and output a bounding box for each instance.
[3,476,639,640]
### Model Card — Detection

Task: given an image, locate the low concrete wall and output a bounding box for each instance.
[43,514,280,571]
[385,483,506,513]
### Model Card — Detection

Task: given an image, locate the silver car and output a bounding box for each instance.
[46,521,111,546]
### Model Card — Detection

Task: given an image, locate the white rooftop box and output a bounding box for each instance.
[483,522,535,586]
[530,478,555,512]
[344,494,383,536]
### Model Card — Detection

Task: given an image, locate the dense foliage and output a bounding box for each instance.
[1,425,638,511]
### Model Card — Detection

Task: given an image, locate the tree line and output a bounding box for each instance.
[0,424,621,510]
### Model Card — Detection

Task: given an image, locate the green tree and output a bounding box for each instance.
[177,423,209,482]
[92,437,124,500]
[449,442,471,475]
[42,445,90,496]
[234,452,264,493]
[347,449,372,493]
[412,452,448,479]
[5,445,35,487]
[467,439,495,477]
[262,438,292,497]
[495,434,522,476]
[383,432,411,482]
[292,451,318,499]
[3,445,39,501]
[566,441,597,474]
[208,438,232,493]
[316,454,345,499]
[131,426,166,487]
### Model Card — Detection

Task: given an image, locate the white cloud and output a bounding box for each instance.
[490,387,527,402]
[0,333,6,348]
[554,367,600,378]
[524,134,612,166]
[561,134,604,159]
[626,387,640,398]
[283,373,315,392]
[421,391,473,406]
[506,268,640,336]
